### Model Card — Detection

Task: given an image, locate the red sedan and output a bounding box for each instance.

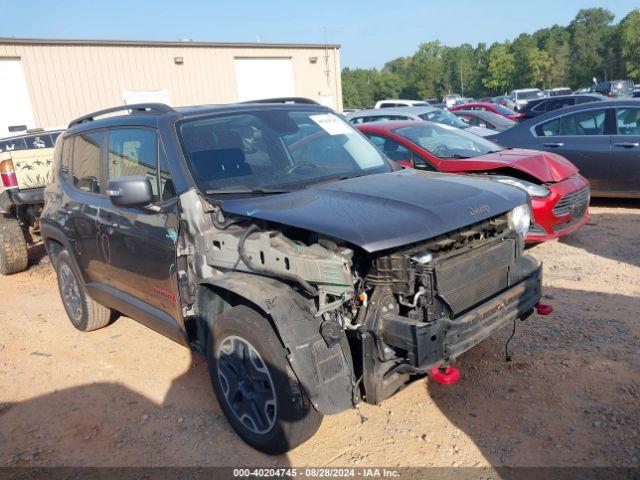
[450,102,524,121]
[357,121,590,243]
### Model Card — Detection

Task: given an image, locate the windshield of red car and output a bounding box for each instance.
[493,104,517,115]
[394,123,503,159]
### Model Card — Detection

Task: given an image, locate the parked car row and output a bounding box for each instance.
[346,106,499,137]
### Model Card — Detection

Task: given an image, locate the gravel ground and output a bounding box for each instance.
[0,201,639,469]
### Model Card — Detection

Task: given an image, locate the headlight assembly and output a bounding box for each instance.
[509,204,531,237]
[493,176,550,198]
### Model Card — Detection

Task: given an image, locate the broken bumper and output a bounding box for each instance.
[443,262,542,359]
[379,260,542,369]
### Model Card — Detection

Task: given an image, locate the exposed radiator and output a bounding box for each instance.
[435,239,515,316]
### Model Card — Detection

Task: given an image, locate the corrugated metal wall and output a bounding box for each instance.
[0,40,342,128]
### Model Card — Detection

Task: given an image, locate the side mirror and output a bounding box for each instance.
[107,176,155,209]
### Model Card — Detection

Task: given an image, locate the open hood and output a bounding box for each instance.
[441,148,578,183]
[218,169,527,253]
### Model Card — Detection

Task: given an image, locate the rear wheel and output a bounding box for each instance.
[206,305,323,454]
[0,214,29,275]
[55,250,112,332]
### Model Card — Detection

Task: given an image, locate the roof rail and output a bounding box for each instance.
[240,97,320,105]
[68,103,175,128]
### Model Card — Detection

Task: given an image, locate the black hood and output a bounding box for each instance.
[219,169,528,252]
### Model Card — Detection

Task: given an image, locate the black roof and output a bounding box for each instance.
[66,98,329,133]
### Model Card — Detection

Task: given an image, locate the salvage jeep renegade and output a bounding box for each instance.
[42,99,543,454]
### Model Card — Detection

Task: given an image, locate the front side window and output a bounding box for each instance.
[178,109,389,194]
[72,131,104,194]
[536,109,607,137]
[394,122,503,159]
[108,128,159,201]
[25,134,53,149]
[366,133,410,161]
[616,108,640,136]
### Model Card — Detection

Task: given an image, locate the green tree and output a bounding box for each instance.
[483,43,515,94]
[569,8,615,86]
[527,47,553,87]
[617,9,640,80]
[543,25,571,86]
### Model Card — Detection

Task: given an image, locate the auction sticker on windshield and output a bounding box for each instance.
[310,114,354,136]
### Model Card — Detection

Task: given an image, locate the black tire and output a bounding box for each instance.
[206,305,323,454]
[55,250,112,332]
[0,214,28,275]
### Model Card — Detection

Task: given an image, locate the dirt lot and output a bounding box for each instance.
[1,201,639,469]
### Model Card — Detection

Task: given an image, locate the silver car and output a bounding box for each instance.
[507,88,544,111]
[345,106,498,137]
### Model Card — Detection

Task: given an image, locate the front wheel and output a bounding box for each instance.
[206,305,323,454]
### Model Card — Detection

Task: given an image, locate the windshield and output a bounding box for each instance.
[178,109,390,194]
[518,90,544,100]
[612,81,634,94]
[493,104,517,115]
[394,122,503,159]
[418,108,469,129]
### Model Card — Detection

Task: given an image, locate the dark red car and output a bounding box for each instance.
[357,121,590,243]
[451,102,524,121]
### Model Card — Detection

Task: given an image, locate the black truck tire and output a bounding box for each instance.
[206,305,323,454]
[55,250,112,332]
[0,215,29,275]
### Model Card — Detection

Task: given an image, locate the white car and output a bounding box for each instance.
[443,94,462,109]
[345,106,499,137]
[374,99,431,109]
[507,88,544,111]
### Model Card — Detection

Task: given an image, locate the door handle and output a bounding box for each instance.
[543,142,564,147]
[613,142,639,148]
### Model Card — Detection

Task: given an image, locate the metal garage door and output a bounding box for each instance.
[234,58,294,102]
[0,58,35,136]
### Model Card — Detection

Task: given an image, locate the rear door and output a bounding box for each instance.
[531,107,611,191]
[610,106,640,194]
[64,130,113,286]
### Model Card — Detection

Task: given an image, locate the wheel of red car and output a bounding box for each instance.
[206,305,323,454]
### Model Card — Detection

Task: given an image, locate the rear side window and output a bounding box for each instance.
[72,131,104,194]
[108,128,159,201]
[60,137,73,177]
[0,137,27,152]
[615,108,640,135]
[536,110,607,136]
[545,98,575,112]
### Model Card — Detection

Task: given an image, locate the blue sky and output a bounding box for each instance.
[0,0,637,68]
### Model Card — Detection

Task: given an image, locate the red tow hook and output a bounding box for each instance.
[535,302,554,315]
[429,366,460,384]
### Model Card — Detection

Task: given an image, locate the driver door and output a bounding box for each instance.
[102,127,183,332]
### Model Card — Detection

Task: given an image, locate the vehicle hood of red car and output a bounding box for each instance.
[442,148,578,183]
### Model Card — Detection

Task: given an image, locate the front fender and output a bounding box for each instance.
[199,272,356,415]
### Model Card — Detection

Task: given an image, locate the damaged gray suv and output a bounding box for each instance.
[42,99,543,454]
